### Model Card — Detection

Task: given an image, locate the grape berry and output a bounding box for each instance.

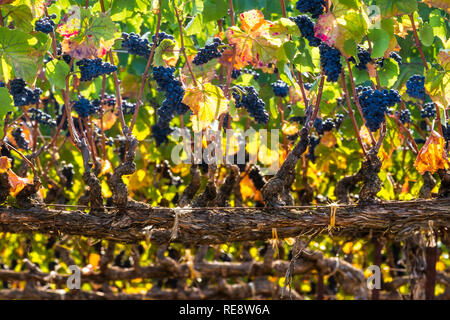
[76,58,117,81]
[192,38,224,65]
[232,85,269,124]
[319,44,342,82]
[271,80,289,97]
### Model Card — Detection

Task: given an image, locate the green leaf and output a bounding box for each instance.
[203,0,227,22]
[419,23,434,47]
[0,27,42,83]
[368,28,390,58]
[277,61,295,87]
[0,87,14,132]
[45,59,70,89]
[378,58,399,88]
[80,9,117,44]
[3,5,33,33]
[343,39,357,58]
[376,0,417,17]
[185,15,203,36]
[153,38,179,67]
[283,41,297,62]
[334,0,362,10]
[274,18,301,38]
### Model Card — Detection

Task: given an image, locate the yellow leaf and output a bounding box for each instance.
[0,156,11,173]
[414,131,448,174]
[321,131,336,148]
[240,174,261,201]
[342,242,353,254]
[360,125,372,146]
[94,109,117,131]
[97,160,112,177]
[225,10,288,71]
[88,253,101,269]
[282,122,299,136]
[183,83,228,132]
[8,170,30,196]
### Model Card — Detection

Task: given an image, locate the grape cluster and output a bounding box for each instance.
[73,96,100,118]
[121,101,136,115]
[28,108,56,127]
[151,66,189,145]
[442,123,450,142]
[35,14,57,34]
[308,136,320,163]
[76,58,117,81]
[271,80,289,97]
[192,38,224,65]
[249,166,266,190]
[295,0,326,19]
[153,66,187,120]
[389,52,402,65]
[151,122,174,146]
[357,86,401,131]
[231,68,260,80]
[61,163,74,189]
[304,83,313,90]
[406,75,426,100]
[319,44,342,82]
[349,46,372,70]
[9,79,42,107]
[421,102,436,119]
[121,32,151,58]
[290,15,322,47]
[399,109,411,124]
[232,86,269,124]
[11,127,29,150]
[289,116,307,125]
[152,31,174,46]
[334,113,345,129]
[314,117,335,134]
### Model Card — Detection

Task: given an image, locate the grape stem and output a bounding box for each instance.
[340,72,367,157]
[295,70,309,109]
[393,116,419,154]
[3,141,36,175]
[346,60,377,146]
[62,60,80,146]
[228,0,235,26]
[408,14,429,72]
[99,0,128,137]
[172,0,197,87]
[280,0,287,18]
[129,0,162,134]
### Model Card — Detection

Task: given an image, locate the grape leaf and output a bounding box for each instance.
[378,59,399,87]
[182,83,228,132]
[2,4,33,33]
[368,28,390,58]
[45,59,70,89]
[375,0,418,17]
[0,87,14,132]
[414,131,448,174]
[225,10,290,72]
[0,27,44,83]
[153,38,180,67]
[203,0,227,22]
[57,6,116,59]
